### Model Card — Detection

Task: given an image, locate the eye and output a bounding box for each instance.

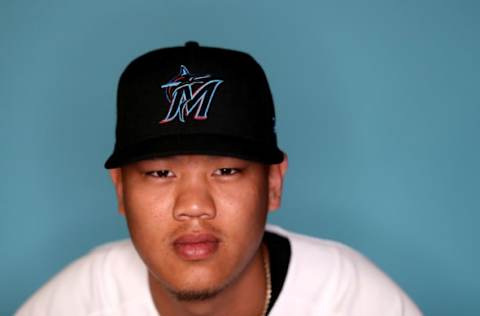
[146,170,175,178]
[213,168,240,176]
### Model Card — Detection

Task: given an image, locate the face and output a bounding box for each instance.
[110,155,287,299]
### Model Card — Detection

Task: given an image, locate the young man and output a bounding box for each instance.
[16,42,422,315]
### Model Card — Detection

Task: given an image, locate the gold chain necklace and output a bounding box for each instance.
[260,244,272,316]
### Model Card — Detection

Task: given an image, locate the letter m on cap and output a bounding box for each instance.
[160,66,223,124]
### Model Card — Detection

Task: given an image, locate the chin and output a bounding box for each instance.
[162,265,238,302]
[171,287,225,302]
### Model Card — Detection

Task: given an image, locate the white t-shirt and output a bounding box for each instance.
[16,225,423,316]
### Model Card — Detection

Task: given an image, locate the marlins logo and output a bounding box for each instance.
[160,65,223,124]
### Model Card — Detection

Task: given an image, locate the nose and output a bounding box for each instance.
[173,176,216,221]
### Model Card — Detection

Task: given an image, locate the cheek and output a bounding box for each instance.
[215,177,269,235]
[122,184,174,240]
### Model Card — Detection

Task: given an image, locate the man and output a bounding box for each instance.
[16,42,422,315]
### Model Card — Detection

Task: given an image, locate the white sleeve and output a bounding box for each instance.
[15,249,105,316]
[266,227,423,316]
[332,244,423,316]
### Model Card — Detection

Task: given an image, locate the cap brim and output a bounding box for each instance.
[104,134,284,169]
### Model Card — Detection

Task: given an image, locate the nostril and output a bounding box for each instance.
[173,208,216,221]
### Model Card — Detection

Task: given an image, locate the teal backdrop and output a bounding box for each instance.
[1,1,479,315]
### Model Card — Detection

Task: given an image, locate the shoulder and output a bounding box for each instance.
[15,239,156,316]
[266,225,422,316]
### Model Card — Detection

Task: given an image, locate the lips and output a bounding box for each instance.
[173,233,220,261]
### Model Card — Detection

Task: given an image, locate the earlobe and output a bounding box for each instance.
[267,154,288,212]
[109,168,126,215]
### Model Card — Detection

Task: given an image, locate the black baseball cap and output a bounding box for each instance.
[104,41,284,169]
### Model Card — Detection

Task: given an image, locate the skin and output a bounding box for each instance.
[110,154,288,316]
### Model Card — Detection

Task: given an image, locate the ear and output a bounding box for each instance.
[267,153,288,212]
[109,168,126,216]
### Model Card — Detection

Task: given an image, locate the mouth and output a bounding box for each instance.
[173,233,220,261]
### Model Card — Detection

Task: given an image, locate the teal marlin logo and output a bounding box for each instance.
[160,65,223,123]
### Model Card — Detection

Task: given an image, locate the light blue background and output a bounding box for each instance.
[1,1,479,315]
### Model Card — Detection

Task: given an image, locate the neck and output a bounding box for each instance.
[149,243,268,316]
